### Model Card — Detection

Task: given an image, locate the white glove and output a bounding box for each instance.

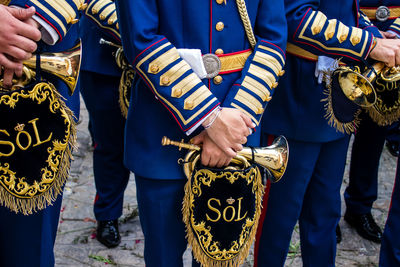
[315,56,339,84]
[178,49,208,79]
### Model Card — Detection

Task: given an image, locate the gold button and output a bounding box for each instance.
[352,37,360,44]
[108,18,115,25]
[215,49,224,55]
[216,0,224,4]
[216,22,224,31]
[70,18,79,24]
[340,35,347,42]
[213,75,223,84]
[313,26,321,34]
[327,32,334,39]
[173,88,183,97]
[100,14,106,20]
[92,8,98,14]
[116,23,119,30]
[272,82,278,89]
[185,101,194,110]
[263,95,272,102]
[161,77,170,85]
[79,3,88,10]
[256,108,264,115]
[279,70,285,76]
[150,64,159,73]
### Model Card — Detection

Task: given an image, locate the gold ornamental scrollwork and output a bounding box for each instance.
[0,82,76,214]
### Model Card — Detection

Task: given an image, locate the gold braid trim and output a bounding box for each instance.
[235,0,256,49]
[0,82,77,215]
[321,82,360,134]
[0,0,10,5]
[183,154,264,267]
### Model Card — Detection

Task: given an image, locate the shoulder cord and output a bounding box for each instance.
[235,0,257,49]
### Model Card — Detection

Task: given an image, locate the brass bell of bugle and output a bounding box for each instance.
[335,63,381,107]
[1,40,82,95]
[161,135,289,183]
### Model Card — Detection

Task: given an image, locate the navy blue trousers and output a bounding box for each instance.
[380,156,400,267]
[345,112,387,215]
[0,193,63,267]
[135,175,201,267]
[255,135,350,267]
[80,71,130,221]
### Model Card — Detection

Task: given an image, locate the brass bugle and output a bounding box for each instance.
[21,40,81,95]
[336,61,400,108]
[161,135,289,183]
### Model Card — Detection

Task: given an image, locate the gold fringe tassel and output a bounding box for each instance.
[321,85,360,134]
[183,167,264,267]
[365,106,400,127]
[0,83,77,215]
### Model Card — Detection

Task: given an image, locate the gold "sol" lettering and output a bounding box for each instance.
[0,118,53,157]
[206,197,248,223]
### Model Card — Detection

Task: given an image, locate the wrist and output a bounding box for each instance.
[203,106,222,129]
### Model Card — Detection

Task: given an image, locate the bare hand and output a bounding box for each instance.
[369,38,400,67]
[203,108,254,157]
[0,5,41,87]
[380,31,398,39]
[191,131,232,168]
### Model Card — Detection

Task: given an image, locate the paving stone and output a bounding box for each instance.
[54,99,398,266]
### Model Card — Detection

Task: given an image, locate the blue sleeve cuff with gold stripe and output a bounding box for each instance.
[389,18,400,36]
[222,40,285,126]
[10,0,86,41]
[84,0,120,42]
[134,38,220,133]
[290,8,375,62]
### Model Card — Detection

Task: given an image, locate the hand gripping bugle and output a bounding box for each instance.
[161,135,289,183]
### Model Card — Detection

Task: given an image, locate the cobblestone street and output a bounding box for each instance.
[54,101,398,267]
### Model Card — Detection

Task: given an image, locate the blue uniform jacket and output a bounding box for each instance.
[360,0,400,32]
[115,0,287,180]
[80,1,120,76]
[262,0,382,143]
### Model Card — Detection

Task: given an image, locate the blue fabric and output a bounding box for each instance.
[116,0,287,180]
[135,175,188,267]
[256,135,350,267]
[79,16,121,76]
[262,0,380,143]
[80,71,130,221]
[345,112,388,215]
[380,156,400,267]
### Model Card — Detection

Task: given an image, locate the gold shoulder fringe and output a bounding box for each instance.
[321,84,360,134]
[0,82,77,215]
[183,167,264,267]
[365,105,400,127]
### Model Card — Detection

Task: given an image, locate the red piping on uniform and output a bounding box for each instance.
[294,40,361,61]
[293,8,312,40]
[219,68,243,75]
[355,0,359,27]
[26,5,63,41]
[133,37,166,66]
[94,194,99,204]
[209,0,213,54]
[261,40,286,59]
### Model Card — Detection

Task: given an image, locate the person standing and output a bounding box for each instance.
[0,1,84,266]
[80,0,130,248]
[341,1,400,244]
[255,0,400,266]
[115,0,287,266]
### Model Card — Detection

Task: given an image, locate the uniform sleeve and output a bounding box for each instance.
[358,11,382,38]
[9,0,86,42]
[115,0,220,133]
[388,18,400,36]
[221,0,287,126]
[84,0,120,43]
[286,0,376,62]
